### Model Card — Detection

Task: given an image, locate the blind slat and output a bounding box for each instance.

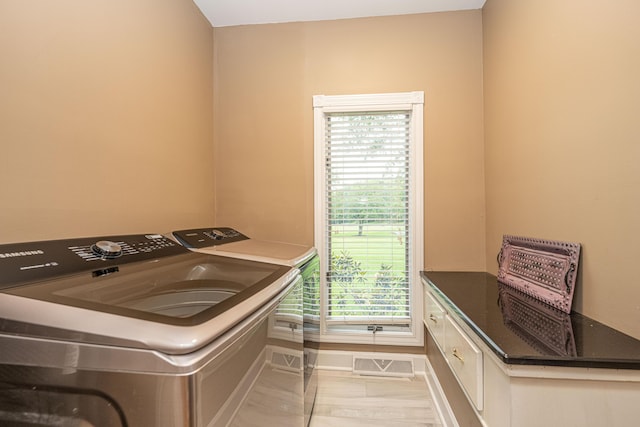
[325,111,412,322]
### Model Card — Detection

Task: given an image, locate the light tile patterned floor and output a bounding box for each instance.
[230,365,304,427]
[309,370,444,427]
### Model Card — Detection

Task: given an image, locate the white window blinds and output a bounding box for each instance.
[324,111,411,325]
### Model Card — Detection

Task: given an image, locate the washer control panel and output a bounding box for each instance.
[172,227,248,249]
[0,234,189,289]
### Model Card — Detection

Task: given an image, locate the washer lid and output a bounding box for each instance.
[0,236,295,354]
[201,239,316,267]
[172,227,316,267]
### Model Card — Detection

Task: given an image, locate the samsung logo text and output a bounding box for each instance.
[0,250,44,259]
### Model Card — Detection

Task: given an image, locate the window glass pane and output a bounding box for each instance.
[324,112,411,324]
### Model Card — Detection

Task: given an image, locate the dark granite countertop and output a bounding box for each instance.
[421,271,640,370]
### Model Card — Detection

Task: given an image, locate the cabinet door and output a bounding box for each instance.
[424,291,446,351]
[444,316,484,411]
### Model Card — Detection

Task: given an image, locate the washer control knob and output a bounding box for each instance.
[210,229,225,240]
[91,241,123,259]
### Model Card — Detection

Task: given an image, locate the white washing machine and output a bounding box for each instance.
[171,227,320,426]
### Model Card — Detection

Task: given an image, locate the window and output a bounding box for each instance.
[313,92,424,345]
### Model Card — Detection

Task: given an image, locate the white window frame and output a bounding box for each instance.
[313,92,424,346]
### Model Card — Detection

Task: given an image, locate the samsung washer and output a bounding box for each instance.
[0,233,303,426]
[171,227,320,426]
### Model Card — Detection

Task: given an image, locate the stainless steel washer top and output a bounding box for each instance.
[171,227,316,267]
[0,233,295,354]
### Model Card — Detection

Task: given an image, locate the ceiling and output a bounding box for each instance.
[193,0,486,27]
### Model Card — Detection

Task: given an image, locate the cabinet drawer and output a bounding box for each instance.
[424,291,446,351]
[444,316,484,410]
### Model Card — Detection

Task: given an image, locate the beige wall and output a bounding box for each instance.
[213,11,486,271]
[0,1,215,243]
[483,0,640,338]
[4,0,636,339]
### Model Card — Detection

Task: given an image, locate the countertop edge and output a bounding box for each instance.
[420,271,640,371]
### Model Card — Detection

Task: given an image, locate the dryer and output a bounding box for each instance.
[171,227,320,426]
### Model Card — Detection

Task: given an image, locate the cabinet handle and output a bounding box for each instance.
[429,314,438,324]
[452,348,464,363]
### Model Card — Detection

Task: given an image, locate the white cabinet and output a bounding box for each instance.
[444,316,483,411]
[424,291,446,351]
[422,277,640,427]
[423,289,484,411]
